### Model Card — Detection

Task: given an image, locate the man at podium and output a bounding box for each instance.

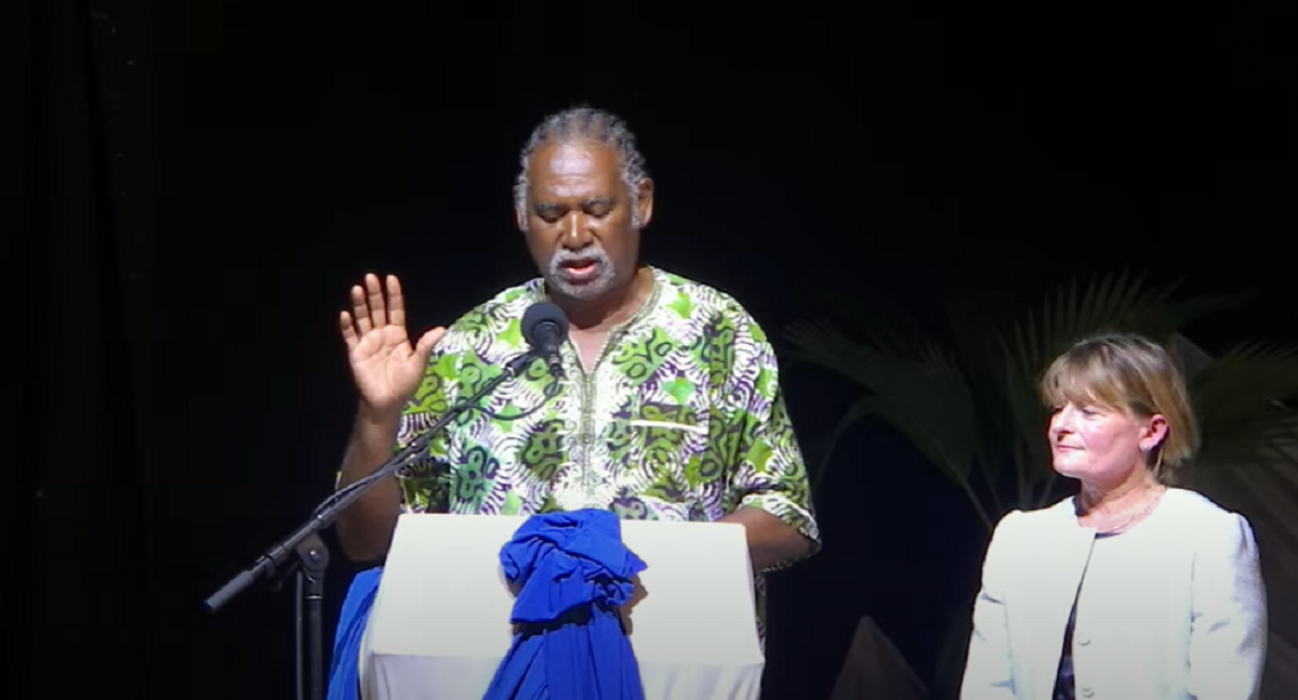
[333,105,820,645]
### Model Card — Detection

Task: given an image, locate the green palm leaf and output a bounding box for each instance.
[786,319,987,523]
[1191,342,1298,470]
[800,395,875,495]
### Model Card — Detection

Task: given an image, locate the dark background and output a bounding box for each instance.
[17,1,1296,698]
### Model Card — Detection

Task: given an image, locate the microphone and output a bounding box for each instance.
[522,302,569,378]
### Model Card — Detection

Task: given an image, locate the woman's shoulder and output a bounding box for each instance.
[1160,487,1255,534]
[990,496,1078,538]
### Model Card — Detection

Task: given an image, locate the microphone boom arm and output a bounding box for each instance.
[204,349,540,613]
[202,349,542,700]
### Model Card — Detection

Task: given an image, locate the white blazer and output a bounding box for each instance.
[959,487,1267,700]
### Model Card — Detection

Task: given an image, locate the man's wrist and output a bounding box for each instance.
[355,401,404,429]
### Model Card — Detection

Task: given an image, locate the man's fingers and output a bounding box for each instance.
[350,285,373,334]
[365,273,387,327]
[386,275,406,328]
[340,311,360,350]
[413,326,446,359]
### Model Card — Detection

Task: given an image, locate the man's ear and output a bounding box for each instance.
[513,186,527,231]
[636,178,654,228]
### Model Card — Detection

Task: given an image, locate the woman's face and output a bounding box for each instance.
[1048,399,1166,485]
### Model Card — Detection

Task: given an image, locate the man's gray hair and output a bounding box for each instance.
[513,105,650,229]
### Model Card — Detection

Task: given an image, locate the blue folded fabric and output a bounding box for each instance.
[326,565,383,700]
[482,509,648,700]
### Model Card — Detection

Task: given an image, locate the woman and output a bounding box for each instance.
[959,332,1268,700]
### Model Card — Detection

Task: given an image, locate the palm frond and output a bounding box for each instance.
[785,320,982,485]
[1139,288,1260,338]
[1191,342,1298,469]
[1005,270,1249,363]
[784,318,887,389]
[1257,427,1298,473]
[995,323,1056,505]
[801,395,875,495]
[944,295,1019,461]
[800,289,940,360]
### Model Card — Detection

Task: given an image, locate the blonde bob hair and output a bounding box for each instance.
[1039,331,1200,483]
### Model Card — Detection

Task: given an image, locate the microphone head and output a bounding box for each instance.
[522,301,569,345]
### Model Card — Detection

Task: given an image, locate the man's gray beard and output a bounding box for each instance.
[546,247,617,300]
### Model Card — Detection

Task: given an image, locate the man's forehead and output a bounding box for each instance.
[530,140,619,178]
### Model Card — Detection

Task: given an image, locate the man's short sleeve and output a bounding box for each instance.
[719,307,821,569]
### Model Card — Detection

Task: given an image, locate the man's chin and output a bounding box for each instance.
[546,275,613,301]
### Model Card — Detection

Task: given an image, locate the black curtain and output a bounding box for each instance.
[23,0,163,695]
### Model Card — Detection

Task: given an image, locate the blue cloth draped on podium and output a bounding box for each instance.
[326,565,383,700]
[482,509,648,700]
[325,509,648,700]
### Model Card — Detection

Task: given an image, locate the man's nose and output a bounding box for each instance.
[561,212,595,249]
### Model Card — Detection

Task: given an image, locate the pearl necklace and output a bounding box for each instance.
[1082,485,1167,535]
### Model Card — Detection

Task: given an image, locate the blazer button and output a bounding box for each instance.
[1079,685,1095,698]
[1076,634,1090,646]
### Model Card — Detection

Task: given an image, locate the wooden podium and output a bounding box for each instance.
[357,513,766,700]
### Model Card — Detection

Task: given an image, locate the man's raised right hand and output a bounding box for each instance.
[340,273,445,417]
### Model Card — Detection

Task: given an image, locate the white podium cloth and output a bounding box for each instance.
[359,513,765,700]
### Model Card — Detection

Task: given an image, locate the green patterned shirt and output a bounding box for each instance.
[392,266,820,635]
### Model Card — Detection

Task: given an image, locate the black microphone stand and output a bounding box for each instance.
[204,350,541,700]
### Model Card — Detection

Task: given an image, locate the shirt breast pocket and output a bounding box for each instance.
[612,401,707,475]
